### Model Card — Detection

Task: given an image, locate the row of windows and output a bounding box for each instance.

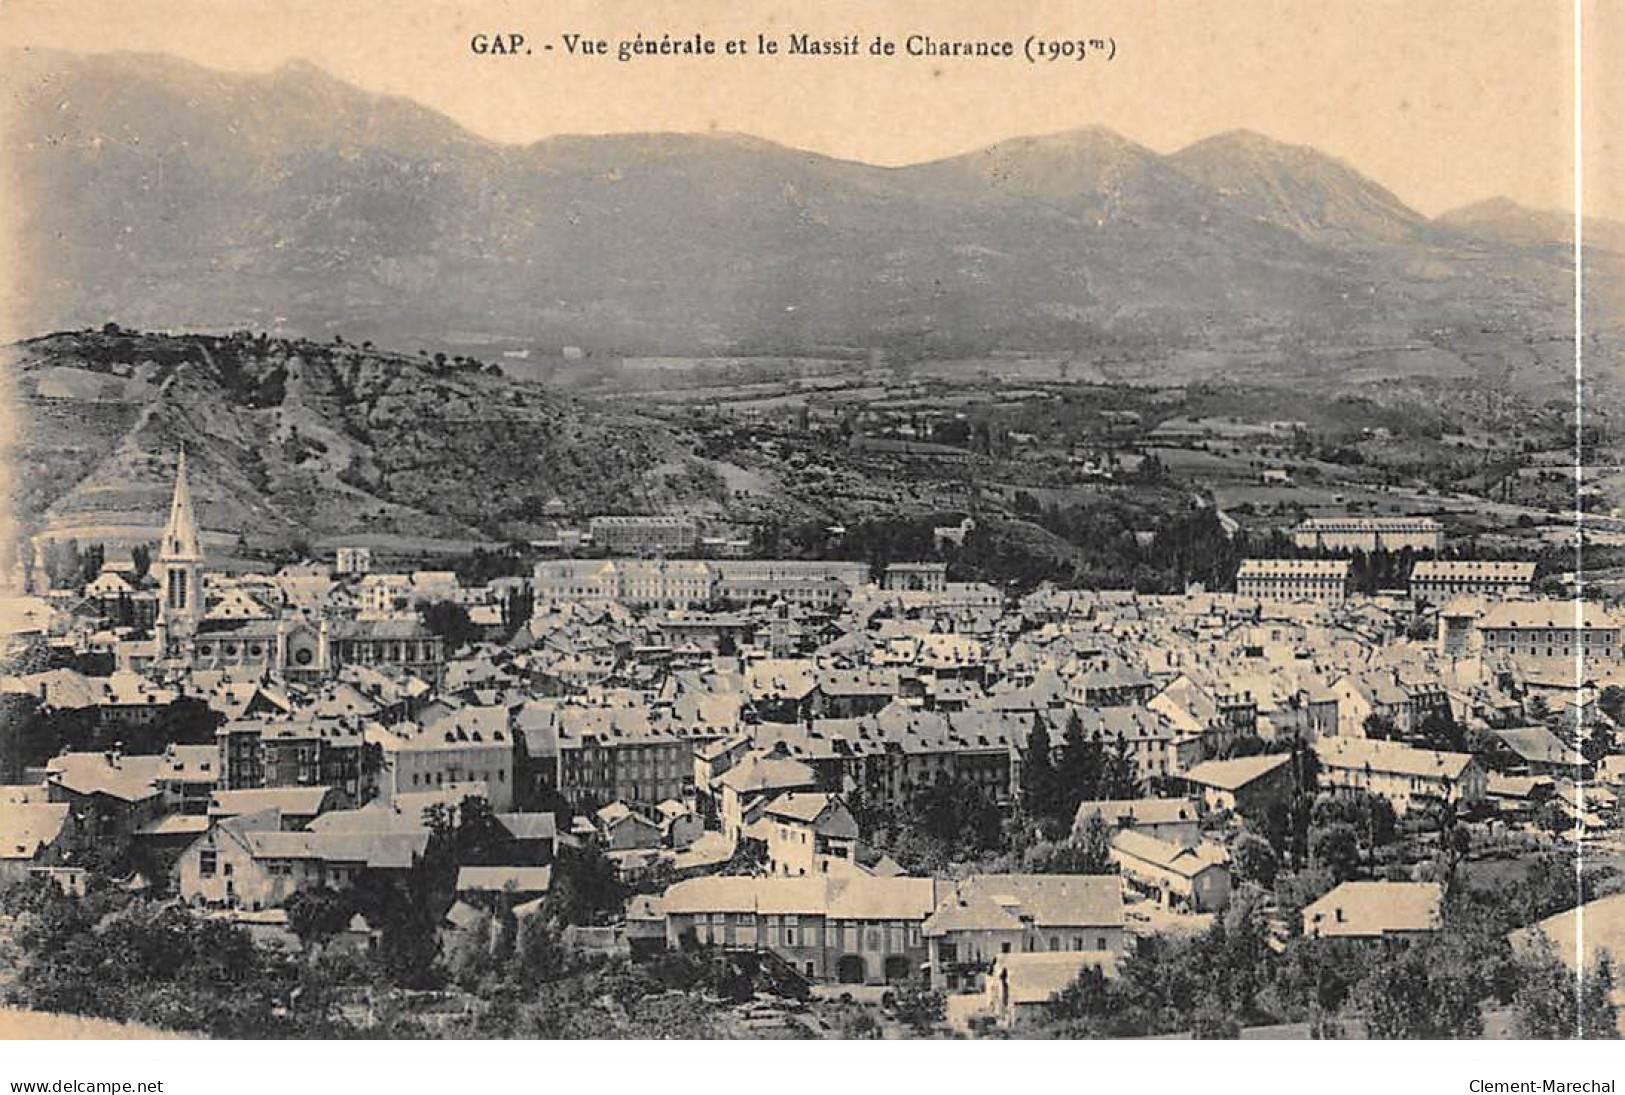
[409,768,507,787]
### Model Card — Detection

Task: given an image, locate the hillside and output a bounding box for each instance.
[4,50,1608,388]
[7,328,737,552]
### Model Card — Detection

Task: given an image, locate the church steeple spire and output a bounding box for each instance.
[157,445,204,634]
[161,444,203,562]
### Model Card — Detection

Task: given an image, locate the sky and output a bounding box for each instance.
[0,0,1616,221]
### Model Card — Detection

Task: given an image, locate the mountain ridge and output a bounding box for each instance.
[6,327,737,552]
[3,48,1603,380]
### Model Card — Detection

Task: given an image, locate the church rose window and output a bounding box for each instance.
[295,648,314,666]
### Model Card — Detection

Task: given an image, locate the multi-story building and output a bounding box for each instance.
[216,715,376,805]
[661,874,941,985]
[712,560,868,608]
[548,711,714,811]
[882,562,948,593]
[1474,601,1620,666]
[369,705,514,811]
[1315,737,1486,814]
[1235,559,1351,603]
[327,618,446,685]
[43,750,166,849]
[763,793,860,878]
[1109,830,1231,913]
[588,515,699,555]
[922,874,1127,993]
[531,558,872,612]
[334,546,373,576]
[751,708,1023,811]
[177,812,427,911]
[358,574,414,616]
[1409,560,1536,603]
[1292,516,1444,553]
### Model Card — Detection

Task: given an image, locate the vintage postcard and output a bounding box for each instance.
[0,0,1620,1073]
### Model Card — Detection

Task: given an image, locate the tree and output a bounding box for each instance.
[544,845,628,927]
[285,886,355,948]
[1363,712,1399,741]
[1511,936,1620,1039]
[1048,964,1114,1026]
[1021,713,1057,817]
[1098,735,1140,800]
[1055,712,1103,822]
[1599,685,1625,725]
[78,543,106,586]
[450,795,512,867]
[419,600,478,652]
[1582,724,1617,767]
[1353,940,1484,1039]
[1022,817,1116,875]
[1416,709,1465,753]
[511,912,566,983]
[502,587,534,636]
[1535,800,1571,836]
[131,544,152,582]
[892,987,946,1036]
[1231,830,1279,889]
[1310,823,1361,883]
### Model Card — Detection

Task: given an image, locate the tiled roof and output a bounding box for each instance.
[1303,881,1442,937]
[1182,753,1292,791]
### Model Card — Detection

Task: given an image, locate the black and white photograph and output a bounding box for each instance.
[0,0,1621,1074]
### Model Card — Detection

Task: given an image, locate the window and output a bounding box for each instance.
[199,850,217,877]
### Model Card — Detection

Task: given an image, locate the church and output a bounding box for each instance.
[137,448,445,685]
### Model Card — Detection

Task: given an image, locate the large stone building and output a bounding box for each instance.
[588,515,699,555]
[1234,559,1351,603]
[1410,560,1536,603]
[1292,516,1444,553]
[217,715,376,805]
[1475,601,1620,666]
[661,874,940,985]
[532,558,870,613]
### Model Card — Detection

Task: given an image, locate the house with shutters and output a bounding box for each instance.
[1109,829,1231,912]
[1315,737,1486,814]
[763,793,859,877]
[177,807,428,910]
[921,874,1126,993]
[661,873,940,985]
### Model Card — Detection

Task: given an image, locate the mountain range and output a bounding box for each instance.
[6,49,1617,390]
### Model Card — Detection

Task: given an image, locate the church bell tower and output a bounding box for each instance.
[156,446,205,638]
